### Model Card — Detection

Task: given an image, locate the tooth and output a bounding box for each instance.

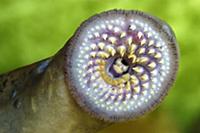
[98,42,105,50]
[154,52,162,59]
[90,51,96,58]
[90,43,97,50]
[128,54,136,63]
[108,36,117,44]
[140,39,146,45]
[98,51,109,58]
[117,46,126,57]
[148,61,156,69]
[113,65,123,74]
[141,74,149,81]
[106,46,116,56]
[129,44,137,54]
[114,27,120,33]
[130,75,139,85]
[108,24,113,30]
[138,48,146,54]
[102,34,108,40]
[129,24,136,30]
[126,81,131,91]
[137,57,149,63]
[148,48,155,55]
[134,86,140,93]
[120,32,126,38]
[149,40,154,46]
[142,83,149,89]
[138,31,143,39]
[132,66,143,73]
[94,32,100,37]
[127,37,132,45]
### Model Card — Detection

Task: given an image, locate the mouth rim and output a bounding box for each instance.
[64,9,179,122]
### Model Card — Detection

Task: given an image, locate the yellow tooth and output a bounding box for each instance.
[98,42,105,50]
[137,57,149,63]
[138,48,146,54]
[149,40,154,46]
[120,32,126,38]
[148,48,155,55]
[129,44,137,54]
[141,74,149,81]
[106,46,116,56]
[90,52,96,58]
[134,86,140,93]
[102,34,108,40]
[132,66,143,73]
[127,37,132,45]
[126,81,131,91]
[159,59,164,64]
[118,46,126,57]
[108,36,117,44]
[128,54,136,63]
[113,65,123,74]
[154,52,162,59]
[138,31,143,39]
[130,75,139,85]
[98,51,109,58]
[140,39,146,45]
[148,61,156,69]
[142,83,149,89]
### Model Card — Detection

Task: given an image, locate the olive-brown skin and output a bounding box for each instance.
[0,46,110,133]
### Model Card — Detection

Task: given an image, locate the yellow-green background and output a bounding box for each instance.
[0,0,199,133]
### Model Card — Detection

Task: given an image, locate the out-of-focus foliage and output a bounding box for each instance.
[0,0,200,133]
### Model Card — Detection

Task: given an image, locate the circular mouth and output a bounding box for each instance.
[66,9,179,121]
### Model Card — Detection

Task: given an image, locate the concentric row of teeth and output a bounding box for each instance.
[75,18,170,112]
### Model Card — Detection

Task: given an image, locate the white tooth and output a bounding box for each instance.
[147,32,152,37]
[108,24,113,30]
[102,34,108,40]
[94,32,100,37]
[130,24,136,30]
[90,43,97,50]
[138,31,143,39]
[114,27,120,33]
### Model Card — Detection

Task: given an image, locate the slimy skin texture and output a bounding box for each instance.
[0,9,179,133]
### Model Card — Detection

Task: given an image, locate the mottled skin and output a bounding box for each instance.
[0,46,110,133]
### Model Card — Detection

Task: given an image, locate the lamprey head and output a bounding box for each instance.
[65,9,179,121]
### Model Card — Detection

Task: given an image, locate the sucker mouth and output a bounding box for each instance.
[66,9,179,121]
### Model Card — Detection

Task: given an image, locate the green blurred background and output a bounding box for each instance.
[0,0,200,133]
